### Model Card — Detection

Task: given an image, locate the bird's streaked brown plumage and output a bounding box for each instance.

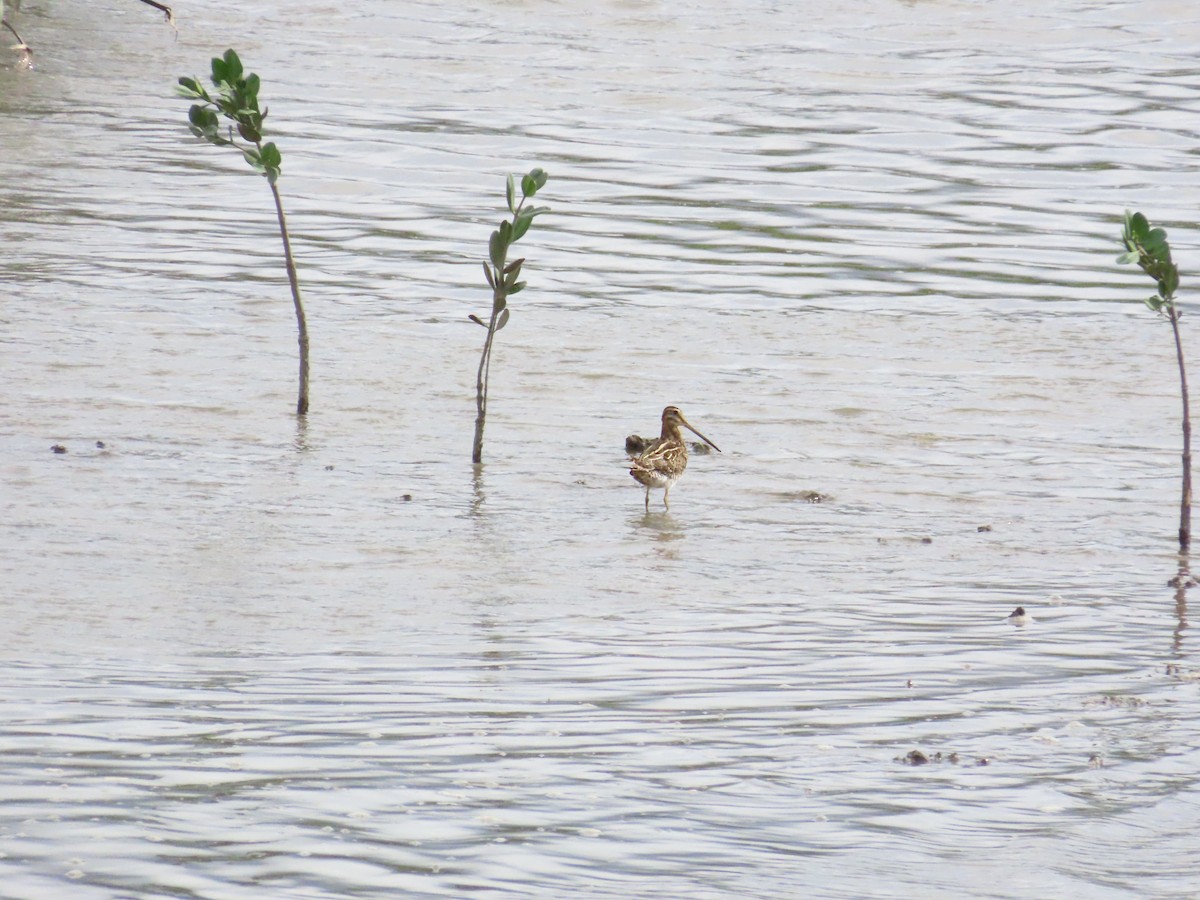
[629,406,720,511]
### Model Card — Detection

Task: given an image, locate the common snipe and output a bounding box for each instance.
[628,406,720,511]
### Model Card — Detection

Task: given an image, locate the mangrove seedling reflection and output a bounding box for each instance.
[176,49,311,416]
[470,168,550,463]
[1119,209,1191,550]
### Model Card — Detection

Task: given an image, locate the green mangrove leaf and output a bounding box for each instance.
[1158,265,1180,299]
[1144,229,1168,256]
[508,281,526,295]
[259,142,282,170]
[488,231,505,269]
[1128,211,1150,241]
[469,314,486,326]
[503,265,523,289]
[187,106,226,143]
[176,76,203,98]
[522,167,548,196]
[215,95,240,119]
[482,261,496,288]
[512,213,532,242]
[237,121,262,143]
[495,308,511,331]
[506,173,516,214]
[222,49,243,82]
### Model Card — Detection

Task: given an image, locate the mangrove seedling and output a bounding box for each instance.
[3,1,174,68]
[470,168,550,463]
[176,49,310,415]
[2,1,33,69]
[1119,209,1191,550]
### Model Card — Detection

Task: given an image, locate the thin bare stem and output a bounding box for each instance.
[135,0,176,31]
[1169,304,1192,550]
[267,174,309,416]
[3,19,33,67]
[472,332,491,464]
[472,280,504,464]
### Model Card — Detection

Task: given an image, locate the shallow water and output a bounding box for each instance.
[2,1,1200,897]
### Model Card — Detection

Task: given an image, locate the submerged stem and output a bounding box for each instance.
[268,175,309,416]
[472,280,503,464]
[1169,303,1192,550]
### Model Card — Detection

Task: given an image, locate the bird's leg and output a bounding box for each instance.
[663,484,671,510]
[644,487,650,512]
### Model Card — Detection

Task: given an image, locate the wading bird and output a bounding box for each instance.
[628,406,720,511]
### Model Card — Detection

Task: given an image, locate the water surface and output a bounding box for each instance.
[2,1,1200,896]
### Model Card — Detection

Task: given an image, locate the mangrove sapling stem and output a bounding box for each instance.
[472,301,497,465]
[1119,209,1191,551]
[470,168,550,464]
[135,0,176,31]
[177,49,310,416]
[2,18,23,46]
[3,19,32,67]
[267,174,309,415]
[1169,304,1191,548]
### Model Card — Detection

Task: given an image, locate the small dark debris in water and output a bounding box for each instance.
[1084,694,1147,709]
[920,536,933,544]
[775,490,831,504]
[1088,754,1104,768]
[906,680,914,688]
[51,444,67,454]
[976,757,991,766]
[401,494,413,502]
[1007,606,1029,626]
[976,524,992,532]
[324,465,335,471]
[1167,572,1198,589]
[95,441,106,449]
[1164,663,1198,680]
[898,749,973,766]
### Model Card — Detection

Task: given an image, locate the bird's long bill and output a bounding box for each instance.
[680,417,721,452]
